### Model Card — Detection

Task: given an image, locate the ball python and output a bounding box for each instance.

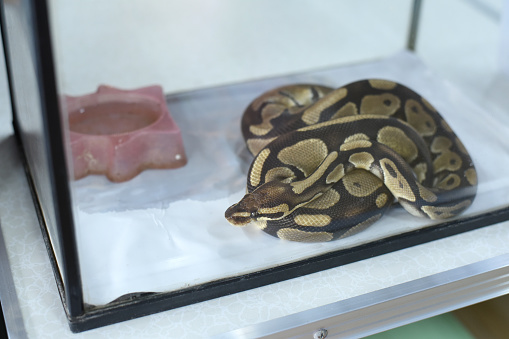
[225,79,477,242]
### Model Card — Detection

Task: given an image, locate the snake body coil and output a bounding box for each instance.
[225,79,477,242]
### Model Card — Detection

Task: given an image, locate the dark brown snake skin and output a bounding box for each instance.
[225,79,477,242]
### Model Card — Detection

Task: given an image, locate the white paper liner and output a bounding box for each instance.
[72,52,509,305]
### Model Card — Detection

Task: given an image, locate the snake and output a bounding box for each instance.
[224,79,477,242]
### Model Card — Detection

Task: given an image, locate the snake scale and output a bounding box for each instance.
[225,79,477,242]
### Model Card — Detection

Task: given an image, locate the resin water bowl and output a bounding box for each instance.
[67,85,187,182]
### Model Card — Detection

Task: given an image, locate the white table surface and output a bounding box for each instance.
[1,0,509,338]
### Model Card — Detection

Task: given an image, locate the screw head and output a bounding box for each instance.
[313,328,328,339]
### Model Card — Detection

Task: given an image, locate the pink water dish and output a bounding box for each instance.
[67,85,187,182]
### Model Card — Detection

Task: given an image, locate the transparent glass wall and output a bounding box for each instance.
[46,0,508,309]
[2,0,68,287]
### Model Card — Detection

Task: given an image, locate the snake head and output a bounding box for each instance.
[225,182,293,226]
[225,193,260,226]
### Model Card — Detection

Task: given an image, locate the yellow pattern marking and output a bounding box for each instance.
[250,148,270,187]
[277,229,333,242]
[294,214,331,227]
[304,188,340,209]
[430,136,452,153]
[326,164,345,184]
[231,211,250,218]
[413,163,428,184]
[330,102,358,120]
[291,152,338,194]
[376,193,389,208]
[279,86,320,107]
[249,124,273,137]
[421,200,472,219]
[342,169,382,197]
[255,220,267,230]
[417,184,438,202]
[380,158,416,202]
[248,103,287,136]
[247,137,276,155]
[265,167,296,184]
[258,203,290,216]
[465,168,477,186]
[433,151,462,173]
[348,152,375,170]
[301,88,347,125]
[360,93,400,116]
[340,140,372,152]
[377,126,418,162]
[368,79,397,90]
[278,139,328,176]
[404,99,436,136]
[251,92,288,111]
[298,114,390,132]
[400,201,425,217]
[344,133,369,143]
[437,174,461,190]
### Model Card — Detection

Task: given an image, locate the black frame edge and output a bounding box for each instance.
[0,0,84,320]
[30,0,84,318]
[407,0,422,51]
[11,122,73,325]
[0,300,7,339]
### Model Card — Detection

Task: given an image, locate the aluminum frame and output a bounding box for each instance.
[220,253,509,338]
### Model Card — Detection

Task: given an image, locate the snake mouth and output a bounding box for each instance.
[224,205,252,226]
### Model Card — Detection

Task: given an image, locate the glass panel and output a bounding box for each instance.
[2,0,66,281]
[417,0,509,226]
[501,0,509,74]
[49,0,412,94]
[72,53,488,306]
[47,0,506,309]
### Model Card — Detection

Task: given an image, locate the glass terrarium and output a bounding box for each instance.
[1,0,508,332]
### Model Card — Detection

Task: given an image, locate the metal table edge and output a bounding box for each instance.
[217,252,509,338]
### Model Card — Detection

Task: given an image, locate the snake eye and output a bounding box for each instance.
[250,211,259,219]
